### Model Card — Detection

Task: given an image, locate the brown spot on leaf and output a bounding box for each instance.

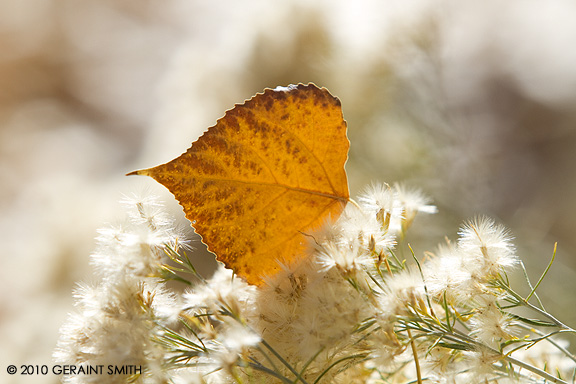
[127,83,349,285]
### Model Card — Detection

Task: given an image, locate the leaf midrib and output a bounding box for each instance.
[174,172,348,202]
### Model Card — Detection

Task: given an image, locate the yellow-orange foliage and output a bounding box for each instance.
[129,84,349,285]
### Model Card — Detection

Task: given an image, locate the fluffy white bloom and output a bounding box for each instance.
[56,188,572,384]
[293,270,369,359]
[423,245,473,303]
[212,322,261,374]
[120,193,174,230]
[91,225,165,279]
[513,338,576,381]
[316,240,373,276]
[392,183,438,230]
[458,217,517,278]
[54,277,175,383]
[183,265,256,317]
[469,300,515,348]
[383,268,426,310]
[55,195,184,383]
[337,204,396,251]
[253,255,370,378]
[91,194,184,280]
[358,182,396,219]
[358,182,436,237]
[461,349,503,382]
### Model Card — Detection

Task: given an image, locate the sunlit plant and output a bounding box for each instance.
[55,183,576,383]
[55,85,575,383]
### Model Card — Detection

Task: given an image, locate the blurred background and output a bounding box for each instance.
[2,0,576,382]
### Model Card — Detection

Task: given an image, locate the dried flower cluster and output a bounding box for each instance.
[54,196,182,383]
[55,184,576,383]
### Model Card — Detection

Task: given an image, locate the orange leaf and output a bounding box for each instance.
[128,83,349,285]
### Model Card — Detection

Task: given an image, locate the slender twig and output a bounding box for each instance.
[294,348,324,384]
[526,242,557,304]
[519,261,544,310]
[409,244,435,319]
[503,354,568,384]
[498,282,574,331]
[313,353,368,384]
[407,328,423,384]
[248,359,293,384]
[514,323,576,363]
[259,339,309,384]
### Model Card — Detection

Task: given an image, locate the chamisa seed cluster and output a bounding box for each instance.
[55,183,576,384]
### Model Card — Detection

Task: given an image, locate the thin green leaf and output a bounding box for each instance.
[508,313,557,327]
[526,242,557,305]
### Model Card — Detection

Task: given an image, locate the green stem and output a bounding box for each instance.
[259,339,309,384]
[293,348,324,384]
[503,354,568,384]
[255,345,282,374]
[409,319,569,383]
[313,353,368,384]
[500,283,574,331]
[514,323,576,364]
[526,242,557,304]
[248,360,293,384]
[519,261,544,310]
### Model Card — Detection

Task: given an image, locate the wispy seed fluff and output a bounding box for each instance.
[56,185,574,384]
[468,295,515,348]
[55,195,181,383]
[55,278,177,383]
[424,217,518,306]
[458,216,518,278]
[91,194,185,281]
[359,182,437,236]
[244,184,437,382]
[252,258,372,381]
[183,265,257,320]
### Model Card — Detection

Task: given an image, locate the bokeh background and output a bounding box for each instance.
[2,0,576,383]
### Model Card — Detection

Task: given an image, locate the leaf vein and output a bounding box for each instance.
[259,113,338,195]
[172,173,347,202]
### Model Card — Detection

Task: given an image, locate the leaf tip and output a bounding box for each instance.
[126,169,146,177]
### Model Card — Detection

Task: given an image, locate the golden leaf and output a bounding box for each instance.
[128,83,349,285]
